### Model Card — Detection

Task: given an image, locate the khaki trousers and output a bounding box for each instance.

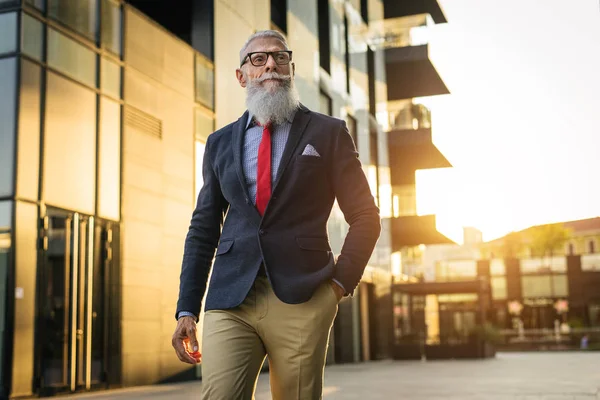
[200,275,339,400]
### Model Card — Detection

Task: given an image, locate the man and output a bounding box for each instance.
[172,30,381,399]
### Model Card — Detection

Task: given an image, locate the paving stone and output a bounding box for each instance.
[55,352,600,399]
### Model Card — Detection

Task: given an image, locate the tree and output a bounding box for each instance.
[529,223,571,258]
[500,231,524,259]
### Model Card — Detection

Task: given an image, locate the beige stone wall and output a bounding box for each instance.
[121,7,196,386]
[214,0,270,129]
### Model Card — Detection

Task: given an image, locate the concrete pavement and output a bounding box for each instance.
[55,352,600,399]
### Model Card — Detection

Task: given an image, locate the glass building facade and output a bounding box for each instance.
[0,0,427,397]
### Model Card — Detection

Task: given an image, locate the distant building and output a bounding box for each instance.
[477,217,600,331]
[481,217,600,259]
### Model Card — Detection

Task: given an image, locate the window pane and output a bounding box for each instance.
[195,55,214,109]
[436,260,477,281]
[0,12,17,55]
[24,0,45,11]
[44,72,96,214]
[0,58,17,198]
[48,28,96,88]
[0,200,12,392]
[101,57,120,98]
[319,91,332,115]
[552,275,568,297]
[22,13,43,61]
[101,0,121,55]
[491,276,507,300]
[48,0,97,41]
[17,59,41,201]
[490,259,506,276]
[0,0,18,8]
[98,97,120,221]
[521,275,553,298]
[0,202,11,229]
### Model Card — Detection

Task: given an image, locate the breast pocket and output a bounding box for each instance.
[295,154,324,166]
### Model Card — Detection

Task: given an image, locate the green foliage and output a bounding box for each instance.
[529,223,571,258]
[501,231,524,258]
[470,323,502,345]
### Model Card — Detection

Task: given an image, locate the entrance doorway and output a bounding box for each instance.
[36,209,116,395]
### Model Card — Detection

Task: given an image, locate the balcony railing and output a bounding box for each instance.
[388,100,431,131]
[435,260,477,282]
[520,257,567,273]
[368,14,433,50]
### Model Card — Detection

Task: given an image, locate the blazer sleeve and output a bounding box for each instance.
[175,135,229,321]
[330,120,382,294]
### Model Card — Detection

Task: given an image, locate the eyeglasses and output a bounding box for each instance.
[240,50,293,68]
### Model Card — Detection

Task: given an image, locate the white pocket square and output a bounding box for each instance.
[302,144,321,157]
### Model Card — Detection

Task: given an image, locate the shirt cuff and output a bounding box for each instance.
[177,311,197,321]
[332,278,347,294]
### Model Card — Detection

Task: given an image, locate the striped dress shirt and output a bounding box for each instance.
[243,112,293,204]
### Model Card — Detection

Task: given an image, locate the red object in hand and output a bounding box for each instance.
[183,338,201,362]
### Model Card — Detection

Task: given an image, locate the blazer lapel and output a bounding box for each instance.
[232,111,250,199]
[231,111,262,225]
[273,104,311,192]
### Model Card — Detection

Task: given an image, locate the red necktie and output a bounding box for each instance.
[256,122,272,216]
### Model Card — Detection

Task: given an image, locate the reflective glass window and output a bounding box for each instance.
[17,59,42,201]
[0,0,19,7]
[0,202,11,230]
[490,259,506,276]
[47,28,96,88]
[98,97,120,221]
[48,0,97,41]
[101,57,120,98]
[101,0,121,55]
[0,200,12,391]
[0,58,17,198]
[521,275,553,298]
[44,72,96,215]
[24,0,45,11]
[195,55,214,109]
[22,13,43,61]
[491,276,507,300]
[552,275,568,297]
[0,12,17,55]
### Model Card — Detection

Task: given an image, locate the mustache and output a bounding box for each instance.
[251,72,292,84]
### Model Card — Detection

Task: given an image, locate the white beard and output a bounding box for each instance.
[245,72,300,126]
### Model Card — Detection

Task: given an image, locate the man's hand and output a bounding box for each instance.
[330,281,345,302]
[172,316,201,364]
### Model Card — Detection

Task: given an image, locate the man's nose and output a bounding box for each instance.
[264,54,278,72]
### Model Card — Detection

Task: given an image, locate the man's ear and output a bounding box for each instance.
[291,62,296,77]
[236,68,247,88]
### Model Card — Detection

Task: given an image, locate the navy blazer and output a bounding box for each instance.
[175,104,381,320]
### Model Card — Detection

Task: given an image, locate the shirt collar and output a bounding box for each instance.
[245,110,297,130]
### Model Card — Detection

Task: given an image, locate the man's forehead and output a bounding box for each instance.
[246,37,287,53]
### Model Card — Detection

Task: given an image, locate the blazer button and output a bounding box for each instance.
[259,229,265,236]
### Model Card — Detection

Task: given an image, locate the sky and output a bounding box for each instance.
[414,0,600,243]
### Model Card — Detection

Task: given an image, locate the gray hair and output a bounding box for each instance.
[239,30,290,65]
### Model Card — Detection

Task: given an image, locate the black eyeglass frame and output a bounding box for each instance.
[240,50,293,68]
